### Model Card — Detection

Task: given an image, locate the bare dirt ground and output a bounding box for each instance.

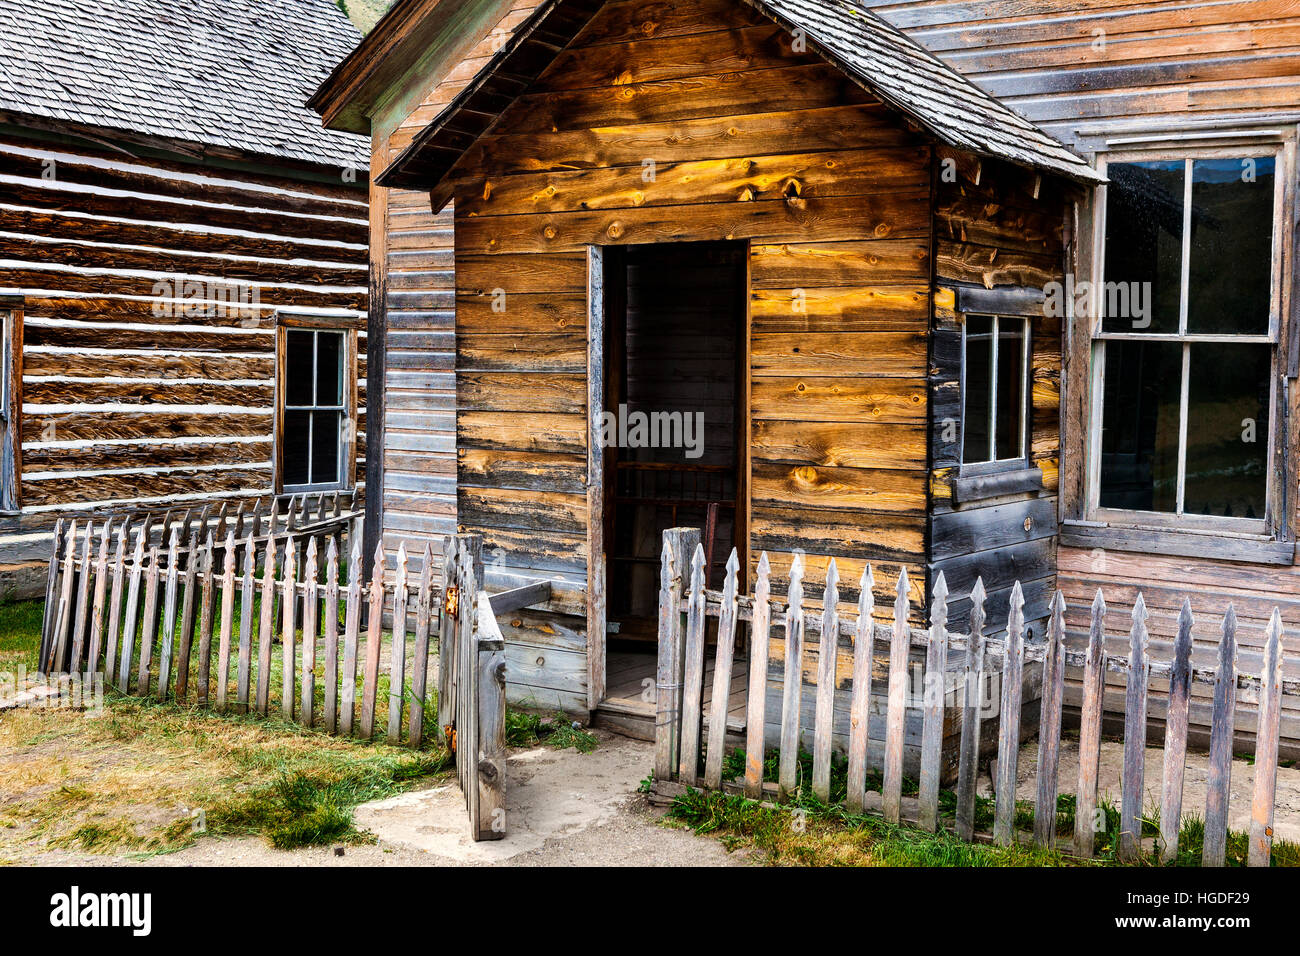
[15,731,751,867]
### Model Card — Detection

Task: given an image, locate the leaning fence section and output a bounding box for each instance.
[653,526,1290,867]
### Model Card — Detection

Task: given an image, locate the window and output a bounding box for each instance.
[1090,149,1283,531]
[0,298,21,513]
[962,314,1030,469]
[276,316,357,492]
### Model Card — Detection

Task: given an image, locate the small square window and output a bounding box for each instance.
[278,324,352,491]
[961,314,1030,468]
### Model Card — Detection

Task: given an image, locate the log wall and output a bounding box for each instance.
[0,126,369,596]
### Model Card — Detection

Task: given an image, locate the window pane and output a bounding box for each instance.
[312,410,341,486]
[316,331,343,407]
[1187,157,1275,335]
[1098,340,1182,512]
[962,316,993,463]
[1183,343,1270,519]
[283,410,311,486]
[996,320,1025,461]
[1103,161,1184,333]
[285,330,315,407]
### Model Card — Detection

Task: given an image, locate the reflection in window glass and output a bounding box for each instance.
[1098,340,1182,513]
[1183,344,1269,519]
[1187,157,1274,335]
[1104,160,1184,334]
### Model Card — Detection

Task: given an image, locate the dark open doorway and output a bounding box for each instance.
[596,240,748,718]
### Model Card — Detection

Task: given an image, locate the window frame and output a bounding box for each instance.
[960,312,1033,477]
[0,295,21,514]
[274,312,360,495]
[1085,143,1289,537]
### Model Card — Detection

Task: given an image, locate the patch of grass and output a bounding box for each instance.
[505,709,598,753]
[0,694,452,857]
[702,746,1300,866]
[0,599,43,674]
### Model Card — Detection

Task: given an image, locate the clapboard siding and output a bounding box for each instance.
[447,0,934,623]
[865,0,1300,151]
[0,126,368,587]
[928,153,1066,636]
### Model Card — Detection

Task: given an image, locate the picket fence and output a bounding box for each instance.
[653,527,1291,867]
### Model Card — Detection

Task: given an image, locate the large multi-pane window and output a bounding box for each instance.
[962,314,1030,468]
[1091,149,1283,530]
[278,320,355,491]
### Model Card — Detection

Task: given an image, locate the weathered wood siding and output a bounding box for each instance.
[446,0,936,652]
[874,0,1300,754]
[866,0,1300,153]
[0,127,368,594]
[928,155,1067,635]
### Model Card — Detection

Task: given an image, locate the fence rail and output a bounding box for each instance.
[654,526,1287,867]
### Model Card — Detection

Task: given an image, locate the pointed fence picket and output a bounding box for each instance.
[652,527,1295,867]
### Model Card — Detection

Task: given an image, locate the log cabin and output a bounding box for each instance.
[0,0,371,598]
[313,0,1300,758]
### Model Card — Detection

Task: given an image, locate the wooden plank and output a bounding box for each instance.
[586,244,607,711]
[1074,589,1107,859]
[1033,591,1067,847]
[360,542,386,739]
[341,532,363,736]
[156,529,181,700]
[115,530,145,692]
[489,581,553,614]
[882,566,911,824]
[955,578,986,841]
[175,529,200,699]
[324,537,342,734]
[678,543,707,787]
[1248,609,1284,867]
[103,525,127,682]
[236,534,255,712]
[280,539,297,721]
[704,550,741,790]
[50,523,77,677]
[85,523,111,680]
[1119,594,1150,862]
[476,592,507,840]
[918,572,949,832]
[744,552,772,800]
[1158,599,1194,864]
[1203,606,1238,867]
[388,545,410,744]
[845,565,875,812]
[436,536,457,744]
[255,536,277,716]
[300,538,319,730]
[812,558,840,802]
[993,581,1026,846]
[654,535,682,782]
[135,545,160,696]
[69,526,93,678]
[38,519,64,674]
[214,532,234,712]
[409,542,434,747]
[777,553,805,802]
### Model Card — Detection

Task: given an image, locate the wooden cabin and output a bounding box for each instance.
[311,0,1106,739]
[0,0,370,598]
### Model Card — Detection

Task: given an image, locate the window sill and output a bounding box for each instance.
[1059,520,1294,566]
[953,467,1043,505]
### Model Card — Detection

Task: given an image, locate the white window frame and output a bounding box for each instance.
[275,315,357,495]
[1086,141,1290,536]
[960,312,1032,475]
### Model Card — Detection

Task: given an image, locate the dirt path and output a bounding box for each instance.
[19,731,750,867]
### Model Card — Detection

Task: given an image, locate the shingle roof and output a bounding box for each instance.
[0,0,369,169]
[378,0,1102,190]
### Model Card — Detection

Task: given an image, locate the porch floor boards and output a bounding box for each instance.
[596,649,748,739]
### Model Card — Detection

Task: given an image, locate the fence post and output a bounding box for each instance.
[655,534,683,781]
[882,566,910,824]
[993,581,1025,846]
[846,564,875,813]
[1203,606,1238,867]
[1248,609,1284,867]
[705,550,741,791]
[744,552,773,800]
[918,572,949,832]
[777,553,805,802]
[1033,590,1067,848]
[1074,589,1107,859]
[812,559,840,803]
[1119,593,1150,862]
[1158,598,1194,863]
[679,543,707,787]
[476,591,507,840]
[955,577,986,842]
